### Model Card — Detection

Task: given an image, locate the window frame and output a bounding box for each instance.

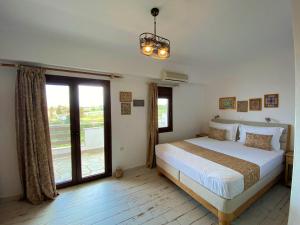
[158,86,173,133]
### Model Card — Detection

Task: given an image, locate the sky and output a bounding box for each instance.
[158,98,168,106]
[46,85,104,107]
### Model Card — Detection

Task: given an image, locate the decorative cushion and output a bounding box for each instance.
[244,132,273,150]
[238,125,284,151]
[208,127,226,141]
[209,121,239,141]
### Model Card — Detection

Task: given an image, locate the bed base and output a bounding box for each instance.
[157,166,281,225]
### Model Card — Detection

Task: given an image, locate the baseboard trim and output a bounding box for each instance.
[0,194,21,204]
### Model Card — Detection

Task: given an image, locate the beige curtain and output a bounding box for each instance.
[146,83,158,168]
[16,66,58,204]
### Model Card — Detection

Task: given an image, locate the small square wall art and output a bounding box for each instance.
[219,97,236,109]
[120,91,132,102]
[237,101,248,112]
[264,94,279,108]
[121,103,131,115]
[249,98,262,111]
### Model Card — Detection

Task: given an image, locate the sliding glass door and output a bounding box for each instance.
[46,76,112,187]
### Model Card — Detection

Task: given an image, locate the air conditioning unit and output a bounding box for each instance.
[161,70,188,83]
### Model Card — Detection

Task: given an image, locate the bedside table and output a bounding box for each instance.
[196,133,208,138]
[285,151,294,187]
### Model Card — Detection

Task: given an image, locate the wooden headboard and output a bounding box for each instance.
[211,118,291,151]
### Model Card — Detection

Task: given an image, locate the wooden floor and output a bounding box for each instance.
[0,167,290,225]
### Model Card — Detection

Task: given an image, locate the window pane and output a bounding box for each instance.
[46,85,72,184]
[79,85,105,178]
[158,98,169,128]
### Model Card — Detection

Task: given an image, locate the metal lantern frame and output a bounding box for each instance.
[139,8,170,59]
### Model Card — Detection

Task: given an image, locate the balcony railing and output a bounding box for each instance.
[49,123,104,151]
[49,123,105,182]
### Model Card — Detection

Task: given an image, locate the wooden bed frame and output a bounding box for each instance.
[157,166,282,225]
[156,119,291,225]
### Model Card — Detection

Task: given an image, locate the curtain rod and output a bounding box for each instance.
[0,63,123,79]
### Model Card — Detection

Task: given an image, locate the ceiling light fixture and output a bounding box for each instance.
[139,8,170,60]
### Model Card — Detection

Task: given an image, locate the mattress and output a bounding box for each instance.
[155,137,284,199]
[156,158,283,213]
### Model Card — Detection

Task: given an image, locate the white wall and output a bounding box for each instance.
[204,51,295,147]
[160,83,205,143]
[110,77,149,171]
[0,68,22,198]
[0,68,205,199]
[288,0,300,224]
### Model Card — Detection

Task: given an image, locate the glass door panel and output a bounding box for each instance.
[78,85,105,178]
[46,84,72,184]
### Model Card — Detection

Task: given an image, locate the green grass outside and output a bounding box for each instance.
[48,106,104,148]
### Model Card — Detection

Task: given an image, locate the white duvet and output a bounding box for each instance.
[155,137,284,199]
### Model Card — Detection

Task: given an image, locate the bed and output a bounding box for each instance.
[155,119,291,225]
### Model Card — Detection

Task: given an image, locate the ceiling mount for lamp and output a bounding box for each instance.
[139,7,170,60]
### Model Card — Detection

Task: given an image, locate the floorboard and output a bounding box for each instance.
[0,167,290,225]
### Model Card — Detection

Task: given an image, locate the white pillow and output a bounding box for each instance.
[238,124,284,151]
[209,121,239,141]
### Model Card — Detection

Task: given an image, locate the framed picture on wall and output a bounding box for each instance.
[249,98,262,111]
[264,94,279,108]
[237,101,248,112]
[219,97,236,109]
[119,91,132,102]
[121,103,131,115]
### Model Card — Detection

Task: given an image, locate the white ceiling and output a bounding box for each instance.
[0,0,294,80]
